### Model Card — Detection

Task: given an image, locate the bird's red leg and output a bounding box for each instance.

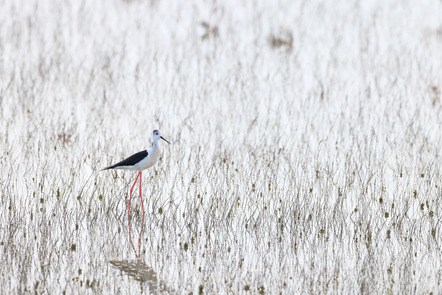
[128,171,141,256]
[138,171,145,259]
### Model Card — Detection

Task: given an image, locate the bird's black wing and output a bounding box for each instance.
[102,150,148,170]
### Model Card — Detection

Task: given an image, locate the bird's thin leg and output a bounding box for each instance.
[128,171,141,256]
[138,171,145,259]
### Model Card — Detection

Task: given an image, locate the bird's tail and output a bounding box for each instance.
[101,165,115,171]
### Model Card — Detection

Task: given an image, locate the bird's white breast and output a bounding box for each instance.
[134,146,160,171]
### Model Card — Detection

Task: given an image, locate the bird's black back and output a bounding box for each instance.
[102,150,148,170]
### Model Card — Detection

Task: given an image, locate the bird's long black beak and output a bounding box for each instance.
[161,136,171,144]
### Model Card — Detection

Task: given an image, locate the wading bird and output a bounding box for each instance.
[102,129,170,258]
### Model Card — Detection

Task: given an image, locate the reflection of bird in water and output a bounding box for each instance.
[109,260,172,293]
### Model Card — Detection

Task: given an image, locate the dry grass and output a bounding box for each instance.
[1,0,442,293]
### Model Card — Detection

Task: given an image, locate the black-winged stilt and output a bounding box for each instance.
[102,129,170,258]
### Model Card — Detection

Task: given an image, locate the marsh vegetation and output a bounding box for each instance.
[1,0,441,293]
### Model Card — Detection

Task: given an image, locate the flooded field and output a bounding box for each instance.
[1,0,441,293]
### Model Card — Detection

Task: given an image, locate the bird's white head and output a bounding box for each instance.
[152,129,171,144]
